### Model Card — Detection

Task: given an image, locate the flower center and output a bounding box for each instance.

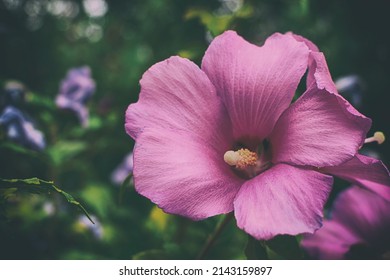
[224,148,258,169]
[223,143,272,179]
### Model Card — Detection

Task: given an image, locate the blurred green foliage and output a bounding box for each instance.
[0,0,389,259]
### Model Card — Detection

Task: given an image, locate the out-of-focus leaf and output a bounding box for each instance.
[235,4,254,18]
[147,206,170,232]
[299,0,310,15]
[80,184,112,219]
[245,235,268,260]
[163,243,180,256]
[87,115,103,130]
[185,5,253,36]
[132,244,180,260]
[26,92,56,110]
[0,142,40,157]
[185,8,232,35]
[265,235,303,260]
[132,249,170,260]
[0,177,93,224]
[62,251,104,260]
[47,140,87,166]
[177,49,201,60]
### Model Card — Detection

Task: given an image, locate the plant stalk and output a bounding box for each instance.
[196,212,234,259]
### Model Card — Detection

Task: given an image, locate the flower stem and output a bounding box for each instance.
[196,212,234,259]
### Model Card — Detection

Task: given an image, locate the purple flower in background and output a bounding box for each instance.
[335,75,364,108]
[125,31,390,240]
[111,152,134,186]
[0,106,45,151]
[301,186,390,259]
[56,66,96,127]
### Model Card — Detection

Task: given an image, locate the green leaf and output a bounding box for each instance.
[132,249,169,260]
[299,0,310,16]
[0,142,40,157]
[0,177,94,224]
[132,244,181,260]
[265,235,303,260]
[245,235,268,260]
[26,92,56,109]
[47,140,87,166]
[184,4,254,36]
[184,8,233,36]
[80,184,112,219]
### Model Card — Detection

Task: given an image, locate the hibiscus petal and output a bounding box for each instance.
[310,52,371,145]
[329,186,390,243]
[290,33,320,52]
[125,56,230,144]
[293,36,372,133]
[270,87,368,167]
[233,164,333,240]
[301,220,363,259]
[202,31,309,141]
[322,154,390,201]
[289,34,335,91]
[133,127,244,220]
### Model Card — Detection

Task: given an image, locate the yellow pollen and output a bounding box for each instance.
[223,148,258,169]
[364,131,385,145]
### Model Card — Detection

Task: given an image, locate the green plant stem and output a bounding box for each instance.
[118,172,133,205]
[197,213,234,259]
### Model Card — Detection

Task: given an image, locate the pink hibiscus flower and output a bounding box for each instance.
[125,31,390,240]
[301,186,390,259]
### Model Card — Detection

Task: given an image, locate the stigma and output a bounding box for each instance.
[364,131,385,145]
[224,148,258,169]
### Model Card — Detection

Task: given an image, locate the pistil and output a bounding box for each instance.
[364,131,385,145]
